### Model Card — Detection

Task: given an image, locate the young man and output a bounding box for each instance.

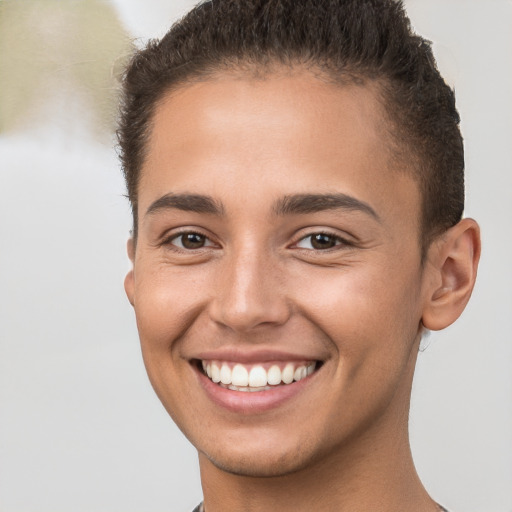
[118,1,480,510]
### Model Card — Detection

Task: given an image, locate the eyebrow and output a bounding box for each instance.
[145,192,379,221]
[273,193,380,220]
[146,193,225,217]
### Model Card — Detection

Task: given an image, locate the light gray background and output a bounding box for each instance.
[0,1,510,511]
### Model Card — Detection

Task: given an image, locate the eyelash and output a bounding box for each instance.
[293,231,352,251]
[161,229,352,252]
[162,230,216,251]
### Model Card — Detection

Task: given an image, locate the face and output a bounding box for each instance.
[125,70,430,477]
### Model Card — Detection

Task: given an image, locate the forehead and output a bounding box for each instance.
[140,70,418,226]
[147,71,389,170]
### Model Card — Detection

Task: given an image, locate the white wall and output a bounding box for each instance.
[0,1,510,511]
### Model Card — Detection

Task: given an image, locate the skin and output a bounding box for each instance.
[124,69,480,511]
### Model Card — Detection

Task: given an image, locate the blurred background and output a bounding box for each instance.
[0,1,510,511]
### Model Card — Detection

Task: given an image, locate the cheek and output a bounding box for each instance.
[131,265,211,421]
[133,263,211,352]
[291,261,423,353]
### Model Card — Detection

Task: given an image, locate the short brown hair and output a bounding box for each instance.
[117,0,464,253]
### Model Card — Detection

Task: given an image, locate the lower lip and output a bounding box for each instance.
[195,364,318,414]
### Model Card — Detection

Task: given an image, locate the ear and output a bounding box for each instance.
[422,218,481,331]
[124,238,136,307]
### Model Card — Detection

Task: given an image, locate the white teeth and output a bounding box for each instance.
[221,383,272,392]
[292,365,312,382]
[249,366,268,387]
[228,384,246,391]
[267,365,282,385]
[203,361,319,388]
[231,364,249,386]
[220,364,232,385]
[211,363,221,383]
[282,363,294,384]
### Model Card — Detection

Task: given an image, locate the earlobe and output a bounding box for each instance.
[124,238,136,307]
[422,218,481,331]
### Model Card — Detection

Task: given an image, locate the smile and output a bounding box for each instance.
[200,360,317,392]
[193,356,324,414]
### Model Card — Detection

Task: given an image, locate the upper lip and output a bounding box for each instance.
[191,347,324,364]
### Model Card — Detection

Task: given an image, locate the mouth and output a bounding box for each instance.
[195,359,321,392]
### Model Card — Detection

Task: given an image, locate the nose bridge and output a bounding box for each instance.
[210,238,289,332]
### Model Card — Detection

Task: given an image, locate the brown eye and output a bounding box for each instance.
[172,232,212,249]
[310,233,337,249]
[296,233,342,250]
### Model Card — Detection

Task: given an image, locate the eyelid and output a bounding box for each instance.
[291,229,354,250]
[174,233,215,249]
[160,227,219,250]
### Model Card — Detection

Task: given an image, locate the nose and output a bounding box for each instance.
[208,245,291,333]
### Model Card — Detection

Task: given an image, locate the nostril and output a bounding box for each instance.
[209,304,292,333]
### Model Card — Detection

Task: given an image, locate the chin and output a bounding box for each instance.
[198,432,324,478]
[204,451,310,478]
